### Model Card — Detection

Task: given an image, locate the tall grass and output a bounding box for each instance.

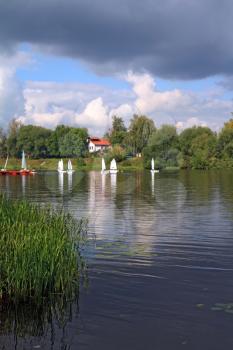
[0,196,87,302]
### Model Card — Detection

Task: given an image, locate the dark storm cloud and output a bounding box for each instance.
[0,0,233,79]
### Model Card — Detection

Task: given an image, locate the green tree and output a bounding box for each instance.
[17,125,52,158]
[179,126,217,169]
[143,125,179,169]
[59,128,88,157]
[0,128,7,157]
[47,125,71,157]
[190,132,217,169]
[108,116,127,145]
[127,115,155,154]
[6,119,22,157]
[217,119,233,159]
[105,144,126,163]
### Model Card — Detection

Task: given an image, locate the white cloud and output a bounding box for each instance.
[176,117,207,131]
[126,71,189,114]
[75,97,109,134]
[0,52,31,127]
[126,71,233,131]
[1,57,232,135]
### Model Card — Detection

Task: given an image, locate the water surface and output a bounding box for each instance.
[0,170,233,349]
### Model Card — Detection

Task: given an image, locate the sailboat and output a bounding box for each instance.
[0,151,36,176]
[1,155,8,172]
[110,158,118,174]
[21,150,27,170]
[20,150,33,175]
[57,159,66,174]
[101,158,106,174]
[151,158,159,173]
[67,159,75,174]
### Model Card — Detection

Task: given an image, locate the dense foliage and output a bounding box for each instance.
[143,120,233,169]
[0,121,88,158]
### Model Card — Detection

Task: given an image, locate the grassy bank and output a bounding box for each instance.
[0,157,144,171]
[0,196,86,302]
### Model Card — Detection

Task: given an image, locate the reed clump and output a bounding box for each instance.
[0,195,87,302]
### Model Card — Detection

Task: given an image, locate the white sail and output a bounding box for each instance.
[110,158,117,170]
[21,150,27,170]
[4,155,8,170]
[68,159,73,171]
[151,158,155,171]
[102,158,106,172]
[58,159,64,172]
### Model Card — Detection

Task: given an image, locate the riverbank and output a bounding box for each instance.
[2,156,232,172]
[0,157,145,171]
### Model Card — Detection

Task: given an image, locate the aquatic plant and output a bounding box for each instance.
[0,195,87,302]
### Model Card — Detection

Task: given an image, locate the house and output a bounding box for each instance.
[87,137,111,153]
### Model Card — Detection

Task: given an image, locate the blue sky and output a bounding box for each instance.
[16,48,222,93]
[16,50,129,89]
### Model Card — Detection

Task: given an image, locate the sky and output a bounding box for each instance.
[0,0,233,135]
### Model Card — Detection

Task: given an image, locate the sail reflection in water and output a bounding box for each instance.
[110,173,117,194]
[21,174,26,196]
[151,172,155,196]
[68,172,73,192]
[58,173,64,195]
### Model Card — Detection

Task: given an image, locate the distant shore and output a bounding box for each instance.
[1,157,232,172]
[0,157,145,172]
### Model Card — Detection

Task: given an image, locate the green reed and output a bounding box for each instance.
[0,195,87,302]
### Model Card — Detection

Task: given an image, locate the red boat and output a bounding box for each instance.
[0,152,36,176]
[0,170,36,176]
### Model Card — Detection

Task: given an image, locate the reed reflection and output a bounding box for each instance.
[0,296,79,350]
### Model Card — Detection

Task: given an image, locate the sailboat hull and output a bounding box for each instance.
[151,169,159,173]
[0,170,36,176]
[110,169,118,174]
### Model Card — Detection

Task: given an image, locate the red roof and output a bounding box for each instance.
[89,138,111,146]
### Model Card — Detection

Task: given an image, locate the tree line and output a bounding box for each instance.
[0,115,233,169]
[0,120,88,158]
[106,115,233,169]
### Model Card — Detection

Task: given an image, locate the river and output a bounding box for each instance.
[0,170,233,349]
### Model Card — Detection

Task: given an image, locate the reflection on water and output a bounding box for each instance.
[0,297,79,349]
[68,172,73,192]
[151,172,154,196]
[0,170,233,349]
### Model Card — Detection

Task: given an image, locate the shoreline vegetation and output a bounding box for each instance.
[0,156,232,172]
[0,196,87,303]
[0,115,233,171]
[0,157,145,171]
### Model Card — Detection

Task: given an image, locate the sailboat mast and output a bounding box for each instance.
[4,155,8,170]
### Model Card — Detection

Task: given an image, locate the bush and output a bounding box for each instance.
[105,145,127,162]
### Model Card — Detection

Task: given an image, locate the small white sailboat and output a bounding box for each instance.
[67,159,75,174]
[151,158,159,173]
[21,150,27,170]
[1,155,8,171]
[101,158,106,174]
[110,158,118,174]
[57,159,66,174]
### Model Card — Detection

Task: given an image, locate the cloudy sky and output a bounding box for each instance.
[0,0,233,135]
